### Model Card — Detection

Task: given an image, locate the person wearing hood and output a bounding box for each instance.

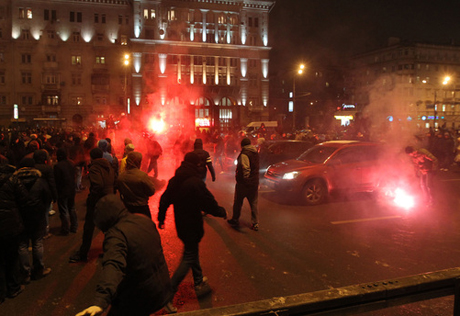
[158,152,227,307]
[117,151,155,219]
[53,148,78,235]
[14,158,52,283]
[0,162,26,302]
[227,137,260,231]
[75,194,174,316]
[70,148,115,263]
[192,138,216,182]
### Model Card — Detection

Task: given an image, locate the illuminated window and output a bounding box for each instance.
[143,9,148,19]
[21,72,32,84]
[96,56,106,64]
[46,95,59,105]
[120,35,128,45]
[168,10,176,21]
[151,9,156,19]
[26,9,32,19]
[71,96,84,106]
[71,55,82,65]
[218,15,225,24]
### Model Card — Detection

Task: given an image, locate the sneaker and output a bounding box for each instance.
[43,233,52,240]
[69,252,87,263]
[251,223,259,231]
[227,219,239,226]
[49,210,56,216]
[194,276,212,297]
[164,301,177,314]
[7,285,25,298]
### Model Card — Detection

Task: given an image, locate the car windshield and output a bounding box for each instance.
[297,146,338,164]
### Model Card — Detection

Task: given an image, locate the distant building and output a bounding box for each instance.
[349,38,460,130]
[0,0,275,130]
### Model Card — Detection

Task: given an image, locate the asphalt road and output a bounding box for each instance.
[2,156,460,316]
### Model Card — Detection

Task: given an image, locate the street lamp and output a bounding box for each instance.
[293,64,305,131]
[123,54,130,114]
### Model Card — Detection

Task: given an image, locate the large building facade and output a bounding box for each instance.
[0,0,275,130]
[349,38,460,130]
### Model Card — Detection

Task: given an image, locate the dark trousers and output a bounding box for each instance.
[232,183,259,225]
[58,195,78,233]
[147,155,159,178]
[171,241,203,292]
[0,235,21,300]
[126,205,151,219]
[78,196,97,258]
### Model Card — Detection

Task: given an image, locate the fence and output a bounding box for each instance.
[177,267,460,315]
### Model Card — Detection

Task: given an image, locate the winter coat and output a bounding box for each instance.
[88,158,115,202]
[54,158,76,198]
[193,139,216,181]
[158,161,226,243]
[117,167,155,207]
[35,163,58,202]
[0,164,24,238]
[13,167,51,234]
[93,195,172,314]
[235,145,259,187]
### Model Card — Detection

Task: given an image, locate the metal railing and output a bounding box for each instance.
[177,267,460,316]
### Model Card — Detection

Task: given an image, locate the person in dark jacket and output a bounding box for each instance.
[0,163,25,303]
[145,135,162,179]
[70,148,115,263]
[54,148,78,235]
[75,194,174,316]
[227,137,260,231]
[158,152,227,305]
[117,151,155,219]
[192,138,216,182]
[15,158,52,282]
[33,149,58,237]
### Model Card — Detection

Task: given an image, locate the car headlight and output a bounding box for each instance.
[282,171,299,180]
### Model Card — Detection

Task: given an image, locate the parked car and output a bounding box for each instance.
[258,140,314,174]
[264,140,391,205]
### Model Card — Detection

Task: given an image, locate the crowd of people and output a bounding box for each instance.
[0,124,263,315]
[1,121,460,314]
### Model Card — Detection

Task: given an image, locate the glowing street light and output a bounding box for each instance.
[123,54,130,114]
[293,64,305,130]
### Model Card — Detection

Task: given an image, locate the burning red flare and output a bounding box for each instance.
[148,117,166,134]
[392,188,415,210]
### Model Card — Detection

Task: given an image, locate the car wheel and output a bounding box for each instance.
[302,179,327,206]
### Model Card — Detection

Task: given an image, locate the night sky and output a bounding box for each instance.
[269,0,460,73]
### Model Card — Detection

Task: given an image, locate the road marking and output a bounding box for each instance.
[331,215,402,225]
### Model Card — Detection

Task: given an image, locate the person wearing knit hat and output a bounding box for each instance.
[117,151,156,219]
[119,143,135,174]
[227,137,260,231]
